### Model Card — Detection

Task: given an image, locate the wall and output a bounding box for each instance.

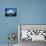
[0,0,46,44]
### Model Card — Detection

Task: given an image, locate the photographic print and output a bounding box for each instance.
[5,8,17,17]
